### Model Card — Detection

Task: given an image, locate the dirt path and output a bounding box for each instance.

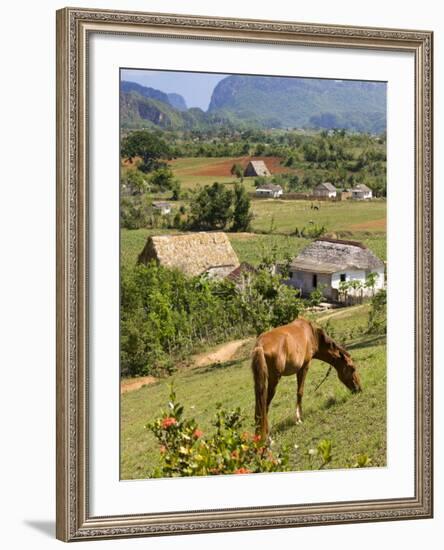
[121,338,252,394]
[316,304,366,322]
[192,338,251,367]
[120,376,157,394]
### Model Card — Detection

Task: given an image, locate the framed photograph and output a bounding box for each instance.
[56,7,433,542]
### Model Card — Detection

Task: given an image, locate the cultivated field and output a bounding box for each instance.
[121,304,386,479]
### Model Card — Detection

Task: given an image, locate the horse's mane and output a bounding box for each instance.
[307,319,351,358]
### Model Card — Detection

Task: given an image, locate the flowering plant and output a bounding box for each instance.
[147,387,289,477]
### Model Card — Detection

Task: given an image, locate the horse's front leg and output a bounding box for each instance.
[296,363,309,424]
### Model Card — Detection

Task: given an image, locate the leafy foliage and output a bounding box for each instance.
[367,289,387,334]
[232,182,253,232]
[189,182,234,230]
[147,387,289,477]
[121,130,172,173]
[121,257,305,377]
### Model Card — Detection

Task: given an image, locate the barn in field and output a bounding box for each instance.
[351,183,373,200]
[285,238,385,301]
[255,183,283,198]
[138,232,240,278]
[244,160,271,177]
[313,182,337,199]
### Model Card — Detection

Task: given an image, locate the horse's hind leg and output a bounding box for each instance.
[267,372,280,412]
[296,363,309,424]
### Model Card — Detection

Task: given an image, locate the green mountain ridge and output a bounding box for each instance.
[120,76,386,133]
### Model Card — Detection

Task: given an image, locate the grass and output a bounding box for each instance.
[120,305,386,479]
[250,198,386,234]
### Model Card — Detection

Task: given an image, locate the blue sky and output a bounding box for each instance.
[120,69,227,110]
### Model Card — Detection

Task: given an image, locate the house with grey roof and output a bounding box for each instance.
[285,238,385,301]
[152,201,173,215]
[255,183,283,198]
[351,183,373,200]
[244,160,271,177]
[313,182,337,199]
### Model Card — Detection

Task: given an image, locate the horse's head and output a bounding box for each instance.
[316,327,362,393]
[334,348,362,393]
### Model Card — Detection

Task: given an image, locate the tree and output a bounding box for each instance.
[190,182,233,230]
[149,166,176,192]
[121,169,148,195]
[121,130,172,173]
[232,182,253,232]
[230,163,244,181]
[170,180,181,201]
[365,271,378,297]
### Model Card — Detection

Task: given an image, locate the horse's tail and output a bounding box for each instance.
[251,345,269,439]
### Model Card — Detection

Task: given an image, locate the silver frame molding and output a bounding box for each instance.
[56,7,433,542]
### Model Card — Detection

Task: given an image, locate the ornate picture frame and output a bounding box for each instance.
[56,7,433,541]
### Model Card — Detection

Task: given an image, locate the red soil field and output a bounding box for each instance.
[180,156,290,177]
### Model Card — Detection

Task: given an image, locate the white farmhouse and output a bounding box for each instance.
[255,183,283,198]
[351,183,373,200]
[313,182,337,199]
[285,238,385,301]
[152,201,172,215]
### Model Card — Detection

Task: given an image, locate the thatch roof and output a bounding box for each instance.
[351,183,372,193]
[138,232,240,277]
[290,238,384,273]
[314,182,337,192]
[244,160,271,177]
[256,183,283,192]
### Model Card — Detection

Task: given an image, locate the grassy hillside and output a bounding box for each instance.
[121,305,386,479]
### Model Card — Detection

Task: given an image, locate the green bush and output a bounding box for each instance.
[147,388,289,477]
[367,289,386,334]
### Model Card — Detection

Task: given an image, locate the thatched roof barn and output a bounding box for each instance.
[138,232,240,278]
[244,160,271,177]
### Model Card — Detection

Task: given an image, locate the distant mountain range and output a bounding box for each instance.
[120,76,386,133]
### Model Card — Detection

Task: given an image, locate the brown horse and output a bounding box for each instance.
[251,318,362,438]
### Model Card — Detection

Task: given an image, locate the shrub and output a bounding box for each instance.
[147,388,289,477]
[367,289,386,334]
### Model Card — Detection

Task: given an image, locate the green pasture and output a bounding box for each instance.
[120,305,386,479]
[250,198,386,234]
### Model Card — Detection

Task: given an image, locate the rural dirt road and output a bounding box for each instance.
[120,338,252,394]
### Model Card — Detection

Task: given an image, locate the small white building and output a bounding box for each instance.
[313,182,337,199]
[152,201,172,215]
[351,183,373,200]
[285,238,385,301]
[255,183,283,198]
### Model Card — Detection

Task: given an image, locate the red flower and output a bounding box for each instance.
[234,467,252,474]
[253,434,262,443]
[161,417,177,429]
[193,429,203,439]
[231,450,239,459]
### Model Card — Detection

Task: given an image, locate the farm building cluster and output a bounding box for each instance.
[250,159,373,200]
[138,232,385,303]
